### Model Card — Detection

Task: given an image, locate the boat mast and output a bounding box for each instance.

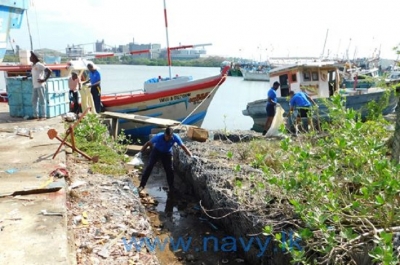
[25,10,33,50]
[336,39,341,60]
[346,38,352,62]
[163,0,172,79]
[320,29,329,60]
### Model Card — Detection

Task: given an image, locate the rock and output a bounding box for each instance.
[65,147,73,154]
[186,254,195,262]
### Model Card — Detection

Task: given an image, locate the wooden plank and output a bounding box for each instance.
[102,111,180,127]
[126,145,143,152]
[0,187,62,198]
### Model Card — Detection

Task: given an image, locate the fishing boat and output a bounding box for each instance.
[101,67,228,138]
[97,0,228,138]
[240,63,272,81]
[0,0,228,138]
[242,61,397,132]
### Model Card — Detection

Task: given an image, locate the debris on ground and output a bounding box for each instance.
[66,155,160,265]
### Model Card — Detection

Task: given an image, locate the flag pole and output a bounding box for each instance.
[163,0,172,79]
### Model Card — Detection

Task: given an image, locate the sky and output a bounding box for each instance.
[8,0,400,60]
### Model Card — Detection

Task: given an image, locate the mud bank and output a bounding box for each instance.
[173,130,294,265]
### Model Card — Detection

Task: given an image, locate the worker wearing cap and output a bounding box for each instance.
[26,51,52,121]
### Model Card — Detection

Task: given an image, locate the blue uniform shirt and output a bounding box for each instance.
[290,92,312,108]
[89,69,101,85]
[151,132,183,153]
[266,88,277,106]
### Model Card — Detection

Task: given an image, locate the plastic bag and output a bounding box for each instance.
[127,156,144,166]
[265,105,285,137]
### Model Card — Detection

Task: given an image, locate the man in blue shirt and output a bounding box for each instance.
[138,127,193,194]
[84,63,102,113]
[263,81,280,135]
[289,91,318,131]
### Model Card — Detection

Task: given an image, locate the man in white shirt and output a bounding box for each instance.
[29,51,52,120]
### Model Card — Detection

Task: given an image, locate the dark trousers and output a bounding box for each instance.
[140,148,174,189]
[69,90,81,114]
[90,85,102,113]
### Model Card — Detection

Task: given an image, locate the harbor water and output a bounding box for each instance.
[0,64,270,131]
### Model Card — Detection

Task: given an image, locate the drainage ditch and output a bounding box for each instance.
[134,131,292,265]
[136,165,247,265]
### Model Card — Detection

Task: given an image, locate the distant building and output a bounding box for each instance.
[95,40,105,52]
[161,48,207,60]
[129,42,161,59]
[118,45,129,53]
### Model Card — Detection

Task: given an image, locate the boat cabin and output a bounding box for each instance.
[269,61,339,98]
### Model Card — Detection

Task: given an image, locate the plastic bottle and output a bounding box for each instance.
[132,187,138,196]
[209,130,214,141]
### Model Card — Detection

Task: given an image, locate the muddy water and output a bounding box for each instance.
[134,166,247,265]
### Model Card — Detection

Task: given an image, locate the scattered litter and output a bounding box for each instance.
[97,231,124,258]
[126,156,144,167]
[50,168,69,178]
[82,211,88,225]
[40,210,64,216]
[62,112,77,122]
[73,215,82,225]
[68,180,86,191]
[5,168,18,174]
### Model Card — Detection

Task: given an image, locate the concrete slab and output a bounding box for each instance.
[0,103,73,264]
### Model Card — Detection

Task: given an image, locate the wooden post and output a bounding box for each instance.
[112,118,119,139]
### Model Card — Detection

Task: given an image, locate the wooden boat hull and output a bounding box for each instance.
[242,89,398,132]
[101,69,228,138]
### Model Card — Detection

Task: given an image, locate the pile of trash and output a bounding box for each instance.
[61,112,78,122]
[66,156,159,265]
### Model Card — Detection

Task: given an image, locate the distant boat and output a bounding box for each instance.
[240,63,272,81]
[242,61,397,132]
[221,61,242,77]
[385,70,400,86]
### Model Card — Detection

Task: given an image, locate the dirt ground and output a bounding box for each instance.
[65,132,260,265]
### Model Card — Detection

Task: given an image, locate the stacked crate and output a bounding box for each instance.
[6,77,70,118]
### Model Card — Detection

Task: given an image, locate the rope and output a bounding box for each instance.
[177,74,227,127]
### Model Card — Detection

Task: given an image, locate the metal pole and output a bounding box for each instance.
[163,0,172,79]
[25,10,33,50]
[320,29,329,59]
